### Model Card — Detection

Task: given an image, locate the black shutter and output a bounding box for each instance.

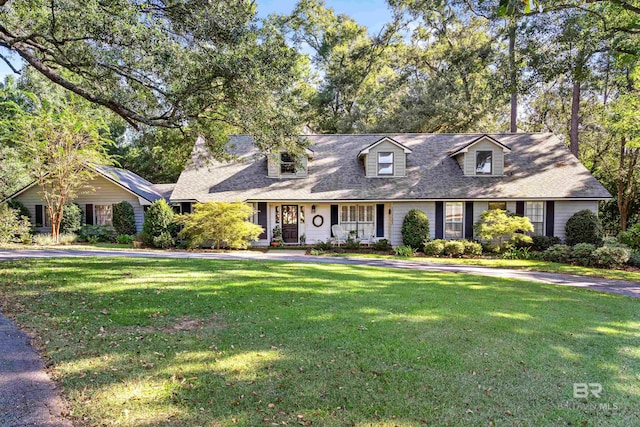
[435,201,444,239]
[464,202,474,240]
[181,202,192,214]
[330,205,339,237]
[85,204,94,225]
[545,201,555,237]
[376,204,385,237]
[257,202,267,239]
[35,204,43,227]
[516,201,525,216]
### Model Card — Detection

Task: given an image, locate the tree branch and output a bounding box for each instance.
[0,52,20,74]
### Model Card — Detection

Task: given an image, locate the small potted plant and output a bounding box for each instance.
[271,225,283,247]
[300,233,306,246]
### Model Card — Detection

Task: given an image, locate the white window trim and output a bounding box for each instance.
[377,152,394,176]
[94,204,113,226]
[525,201,545,236]
[445,201,464,240]
[339,204,375,239]
[475,150,493,175]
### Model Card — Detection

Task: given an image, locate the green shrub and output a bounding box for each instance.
[462,240,482,257]
[309,249,324,256]
[344,236,361,250]
[591,246,630,268]
[142,199,177,247]
[7,199,30,219]
[511,233,533,249]
[60,203,82,234]
[474,209,533,248]
[401,209,430,250]
[481,242,500,253]
[423,239,446,256]
[313,240,334,251]
[565,210,603,246]
[78,224,116,243]
[501,247,533,260]
[626,252,640,268]
[543,244,572,263]
[112,201,137,236]
[394,245,416,257]
[153,232,175,249]
[570,243,596,266]
[33,233,56,246]
[531,235,561,251]
[59,233,78,245]
[372,239,391,251]
[443,240,465,257]
[116,234,135,244]
[0,204,31,244]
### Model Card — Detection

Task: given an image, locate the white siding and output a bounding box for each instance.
[463,139,505,176]
[14,175,148,233]
[303,203,331,244]
[366,141,407,177]
[390,202,436,246]
[554,201,599,242]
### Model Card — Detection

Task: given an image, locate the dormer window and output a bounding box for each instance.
[280,153,296,175]
[378,152,394,175]
[476,151,492,175]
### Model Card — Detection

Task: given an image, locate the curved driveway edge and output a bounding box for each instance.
[1,248,639,299]
[0,313,72,427]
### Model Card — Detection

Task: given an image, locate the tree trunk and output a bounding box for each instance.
[509,21,517,133]
[617,137,639,232]
[570,79,581,158]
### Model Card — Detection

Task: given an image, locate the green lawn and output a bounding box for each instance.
[326,253,640,282]
[0,258,638,426]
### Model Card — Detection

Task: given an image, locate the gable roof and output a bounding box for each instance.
[3,165,171,204]
[170,133,612,202]
[448,134,512,157]
[357,136,412,157]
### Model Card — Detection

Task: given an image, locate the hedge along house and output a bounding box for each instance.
[7,165,174,233]
[170,133,611,246]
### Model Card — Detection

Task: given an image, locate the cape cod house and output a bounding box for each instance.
[169,133,612,246]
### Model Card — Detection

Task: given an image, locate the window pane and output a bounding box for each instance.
[445,202,463,239]
[378,152,394,175]
[488,202,506,211]
[366,206,373,222]
[341,206,348,222]
[358,206,365,222]
[280,152,296,174]
[349,206,356,221]
[525,202,544,235]
[95,205,112,226]
[476,151,492,174]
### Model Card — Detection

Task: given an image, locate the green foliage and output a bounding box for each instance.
[501,247,534,260]
[531,235,561,252]
[462,240,483,257]
[33,233,56,246]
[7,199,30,219]
[393,245,416,257]
[571,243,597,266]
[401,209,430,250]
[591,246,631,268]
[565,210,603,246]
[309,249,324,255]
[152,232,175,249]
[617,223,640,251]
[78,225,116,243]
[0,204,31,244]
[626,252,640,268]
[343,236,361,250]
[272,225,283,242]
[423,239,446,256]
[371,239,392,251]
[142,200,177,247]
[112,201,137,236]
[116,234,135,245]
[178,201,262,249]
[443,240,465,258]
[0,1,306,153]
[474,209,533,248]
[543,244,572,263]
[511,233,533,249]
[60,203,82,234]
[313,240,334,251]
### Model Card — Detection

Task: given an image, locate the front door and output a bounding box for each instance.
[281,205,299,243]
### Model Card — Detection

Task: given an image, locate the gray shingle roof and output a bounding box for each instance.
[170,133,612,202]
[93,165,170,202]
